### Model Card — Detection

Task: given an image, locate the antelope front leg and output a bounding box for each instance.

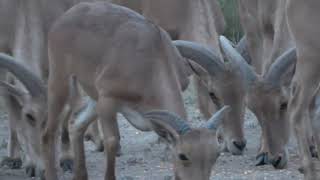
[1,122,22,169]
[70,99,98,180]
[1,96,22,169]
[309,86,320,158]
[84,121,104,152]
[43,74,70,180]
[97,97,119,180]
[289,68,320,179]
[7,120,20,160]
[306,117,318,158]
[311,108,320,158]
[255,130,269,166]
[60,107,74,172]
[292,112,315,177]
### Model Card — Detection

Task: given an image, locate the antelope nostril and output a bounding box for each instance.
[233,140,246,151]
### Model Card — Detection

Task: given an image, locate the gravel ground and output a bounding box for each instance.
[0,85,305,180]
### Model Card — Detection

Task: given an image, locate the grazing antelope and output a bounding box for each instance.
[39,2,246,180]
[110,0,249,155]
[226,0,297,168]
[0,0,106,177]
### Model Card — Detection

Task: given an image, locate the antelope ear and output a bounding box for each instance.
[144,110,191,145]
[0,81,27,106]
[281,65,295,87]
[187,60,211,87]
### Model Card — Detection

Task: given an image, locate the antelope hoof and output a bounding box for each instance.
[298,165,318,180]
[270,152,288,169]
[255,152,268,166]
[60,158,74,172]
[0,157,22,169]
[116,144,122,157]
[233,140,246,152]
[84,133,104,152]
[298,166,305,174]
[95,141,104,152]
[38,169,45,180]
[310,145,318,158]
[84,133,92,141]
[25,164,36,177]
[229,139,247,155]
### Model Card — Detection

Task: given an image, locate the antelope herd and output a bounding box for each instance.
[0,0,319,180]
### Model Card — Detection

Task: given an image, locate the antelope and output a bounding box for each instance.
[218,0,298,168]
[39,2,247,180]
[0,1,245,178]
[287,0,320,179]
[110,0,248,156]
[0,0,106,177]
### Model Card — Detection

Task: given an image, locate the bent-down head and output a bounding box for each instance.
[145,106,230,180]
[0,53,47,177]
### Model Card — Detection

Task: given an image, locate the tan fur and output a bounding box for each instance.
[0,0,105,176]
[43,3,228,180]
[237,0,295,168]
[111,0,247,155]
[286,0,320,179]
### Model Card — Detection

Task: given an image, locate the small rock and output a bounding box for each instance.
[127,157,143,166]
[121,176,134,180]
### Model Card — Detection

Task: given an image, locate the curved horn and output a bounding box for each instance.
[265,48,297,86]
[206,105,231,130]
[173,40,225,77]
[0,53,45,98]
[219,36,258,85]
[235,36,252,65]
[144,110,191,137]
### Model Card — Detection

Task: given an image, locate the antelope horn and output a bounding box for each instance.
[219,36,258,85]
[235,35,252,65]
[206,105,231,130]
[265,48,297,86]
[173,40,226,77]
[0,53,46,98]
[144,110,191,136]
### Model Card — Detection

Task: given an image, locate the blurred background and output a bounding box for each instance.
[218,0,243,42]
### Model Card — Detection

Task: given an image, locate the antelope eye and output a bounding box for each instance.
[26,113,36,126]
[178,153,189,161]
[280,102,288,110]
[209,92,216,99]
[209,92,219,102]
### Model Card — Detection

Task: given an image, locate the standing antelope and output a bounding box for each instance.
[40,2,235,180]
[287,0,320,179]
[0,0,107,178]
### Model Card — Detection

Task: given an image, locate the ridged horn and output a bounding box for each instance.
[173,40,225,77]
[235,35,252,65]
[206,105,231,130]
[219,36,258,85]
[265,48,297,86]
[0,53,45,98]
[144,110,191,136]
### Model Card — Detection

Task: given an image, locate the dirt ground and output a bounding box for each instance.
[0,86,304,180]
